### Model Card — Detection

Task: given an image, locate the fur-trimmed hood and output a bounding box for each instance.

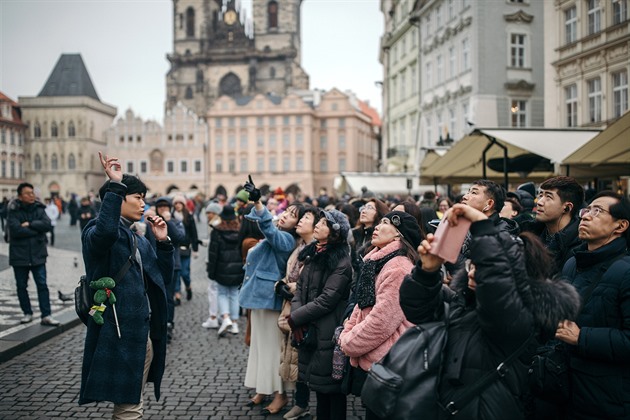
[298,240,350,272]
[449,268,580,341]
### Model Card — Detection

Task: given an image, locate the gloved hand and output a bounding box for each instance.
[274,281,294,301]
[244,176,261,202]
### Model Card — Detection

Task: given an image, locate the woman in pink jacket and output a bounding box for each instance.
[339,211,422,418]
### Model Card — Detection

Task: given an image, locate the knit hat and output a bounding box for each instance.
[205,201,222,215]
[236,189,250,203]
[172,195,187,206]
[383,211,422,249]
[220,204,236,221]
[320,209,351,239]
[154,196,171,208]
[274,187,286,201]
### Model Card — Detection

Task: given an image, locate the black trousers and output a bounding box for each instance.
[316,391,346,420]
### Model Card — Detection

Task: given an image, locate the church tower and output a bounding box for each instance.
[166,0,309,118]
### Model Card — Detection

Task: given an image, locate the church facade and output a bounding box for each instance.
[166,0,309,117]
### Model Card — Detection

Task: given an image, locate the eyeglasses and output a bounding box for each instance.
[579,207,609,218]
[359,205,376,213]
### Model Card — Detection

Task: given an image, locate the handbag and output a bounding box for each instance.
[361,303,450,419]
[75,234,137,325]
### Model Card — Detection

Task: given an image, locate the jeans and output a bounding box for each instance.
[174,255,191,292]
[207,279,218,318]
[295,381,310,409]
[217,283,240,320]
[14,264,51,318]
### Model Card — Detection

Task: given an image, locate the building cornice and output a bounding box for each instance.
[422,85,472,111]
[504,10,534,23]
[423,16,473,55]
[505,79,536,91]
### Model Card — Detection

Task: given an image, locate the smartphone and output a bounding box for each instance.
[428,217,472,263]
[248,174,254,185]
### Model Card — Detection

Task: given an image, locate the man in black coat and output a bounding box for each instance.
[557,191,630,419]
[8,182,59,326]
[521,176,584,276]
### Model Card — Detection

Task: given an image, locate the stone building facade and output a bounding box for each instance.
[20,54,117,199]
[166,0,309,117]
[544,0,629,128]
[0,92,27,199]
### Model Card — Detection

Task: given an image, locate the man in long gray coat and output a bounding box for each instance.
[79,152,173,418]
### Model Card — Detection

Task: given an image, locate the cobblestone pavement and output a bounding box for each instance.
[0,214,367,419]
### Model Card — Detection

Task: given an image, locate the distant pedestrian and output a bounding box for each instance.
[172,195,198,304]
[78,196,96,231]
[68,195,79,226]
[8,182,59,326]
[79,152,172,417]
[44,197,59,246]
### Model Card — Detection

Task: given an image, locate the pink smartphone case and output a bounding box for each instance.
[429,217,472,263]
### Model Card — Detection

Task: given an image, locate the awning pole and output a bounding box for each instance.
[481,135,509,188]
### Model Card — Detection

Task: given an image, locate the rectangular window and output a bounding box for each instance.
[257,157,264,172]
[613,0,627,25]
[339,118,345,128]
[510,34,526,68]
[437,55,443,84]
[426,116,433,146]
[216,158,222,173]
[339,134,346,149]
[296,156,304,171]
[167,160,174,173]
[140,161,147,173]
[10,161,14,179]
[449,108,456,138]
[215,118,222,128]
[565,6,577,44]
[339,157,346,172]
[588,0,601,34]
[282,132,290,148]
[240,157,248,172]
[228,117,235,127]
[612,70,629,118]
[296,132,304,148]
[1,161,5,178]
[587,78,602,123]
[565,84,578,127]
[257,133,264,147]
[426,62,432,88]
[269,156,277,172]
[319,157,327,172]
[269,116,276,126]
[449,47,455,78]
[180,160,188,173]
[0,129,4,144]
[228,158,235,173]
[18,162,22,179]
[320,135,327,149]
[127,161,134,173]
[392,76,398,103]
[283,155,290,171]
[240,134,248,149]
[228,133,236,150]
[511,100,527,127]
[462,38,470,70]
[10,131,14,145]
[448,0,454,20]
[296,115,303,124]
[269,132,277,149]
[257,117,264,127]
[194,160,201,172]
[411,64,417,93]
[400,70,406,100]
[283,116,290,125]
[240,117,247,127]
[436,5,442,27]
[215,135,223,150]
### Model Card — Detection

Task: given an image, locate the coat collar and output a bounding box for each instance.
[574,237,628,270]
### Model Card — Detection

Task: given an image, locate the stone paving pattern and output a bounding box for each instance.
[0,214,367,419]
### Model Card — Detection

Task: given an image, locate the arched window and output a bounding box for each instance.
[185,86,193,99]
[34,123,41,138]
[186,7,195,38]
[51,153,58,170]
[68,121,75,137]
[68,153,76,170]
[268,1,278,29]
[34,154,42,171]
[219,73,242,97]
[51,122,58,137]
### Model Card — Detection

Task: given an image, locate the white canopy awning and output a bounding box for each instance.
[334,172,444,196]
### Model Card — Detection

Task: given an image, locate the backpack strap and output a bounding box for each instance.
[440,332,536,416]
[112,233,138,284]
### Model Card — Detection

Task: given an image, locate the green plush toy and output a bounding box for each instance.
[89,277,117,325]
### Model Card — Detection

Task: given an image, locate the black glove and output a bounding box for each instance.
[244,180,261,202]
[274,281,294,301]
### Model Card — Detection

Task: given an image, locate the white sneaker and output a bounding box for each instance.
[218,318,233,337]
[284,405,310,420]
[20,314,33,324]
[230,323,239,334]
[40,316,60,326]
[202,317,219,329]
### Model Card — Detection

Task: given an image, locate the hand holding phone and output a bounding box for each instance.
[428,216,471,263]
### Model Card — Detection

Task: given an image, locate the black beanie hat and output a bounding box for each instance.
[382,211,422,249]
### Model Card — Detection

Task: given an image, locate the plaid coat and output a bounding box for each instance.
[79,188,172,405]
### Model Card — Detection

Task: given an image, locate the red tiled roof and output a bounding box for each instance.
[0,90,27,127]
[358,100,382,127]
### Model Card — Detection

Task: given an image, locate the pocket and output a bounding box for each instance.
[254,270,280,299]
[361,363,403,418]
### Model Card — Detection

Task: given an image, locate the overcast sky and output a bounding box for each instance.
[0,0,384,121]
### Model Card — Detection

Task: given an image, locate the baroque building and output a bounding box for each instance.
[0,92,27,199]
[20,54,117,199]
[544,0,629,128]
[166,0,309,117]
[381,0,545,172]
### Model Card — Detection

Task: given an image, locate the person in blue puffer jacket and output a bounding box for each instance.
[238,177,304,416]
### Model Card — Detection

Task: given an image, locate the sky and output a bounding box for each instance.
[0,0,384,122]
